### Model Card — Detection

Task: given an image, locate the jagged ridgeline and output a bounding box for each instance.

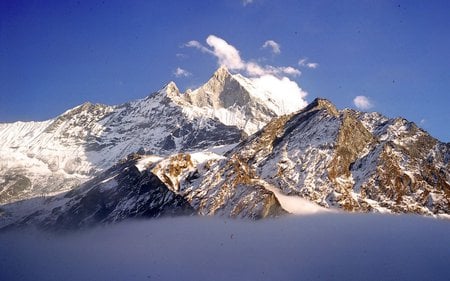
[0,67,449,230]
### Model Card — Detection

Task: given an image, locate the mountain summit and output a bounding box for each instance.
[165,66,307,135]
[0,68,449,230]
[0,67,306,205]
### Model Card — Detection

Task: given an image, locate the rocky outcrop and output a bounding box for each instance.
[183,98,449,216]
[352,117,450,215]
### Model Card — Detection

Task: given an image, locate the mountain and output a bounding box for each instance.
[179,98,449,216]
[0,67,300,206]
[0,68,449,230]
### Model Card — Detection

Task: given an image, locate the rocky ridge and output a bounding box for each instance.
[173,98,449,216]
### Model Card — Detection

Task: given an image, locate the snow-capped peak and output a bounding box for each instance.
[161,81,180,98]
[182,65,249,109]
[0,66,308,206]
[304,98,339,116]
[174,66,307,135]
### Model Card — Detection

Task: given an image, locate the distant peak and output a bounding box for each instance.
[66,101,105,114]
[185,66,238,104]
[161,81,180,98]
[181,66,251,113]
[196,66,236,96]
[215,65,230,74]
[212,65,232,80]
[305,98,339,116]
[165,81,179,91]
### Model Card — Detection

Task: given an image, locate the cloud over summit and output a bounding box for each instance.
[185,35,307,109]
[185,35,300,78]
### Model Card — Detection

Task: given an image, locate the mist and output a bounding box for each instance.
[1,214,449,281]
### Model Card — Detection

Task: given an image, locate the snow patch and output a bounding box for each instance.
[135,156,163,172]
[252,179,330,215]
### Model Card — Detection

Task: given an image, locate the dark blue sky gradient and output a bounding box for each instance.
[1,0,449,141]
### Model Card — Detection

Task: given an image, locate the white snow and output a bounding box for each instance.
[1,67,304,204]
[252,179,330,215]
[189,151,225,164]
[180,67,307,135]
[234,73,308,116]
[362,198,392,214]
[135,155,163,172]
[203,143,238,155]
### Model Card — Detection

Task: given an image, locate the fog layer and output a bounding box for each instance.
[1,214,449,281]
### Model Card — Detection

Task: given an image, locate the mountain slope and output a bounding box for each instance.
[175,98,449,216]
[1,68,449,230]
[0,67,304,205]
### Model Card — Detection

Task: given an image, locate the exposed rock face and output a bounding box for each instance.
[327,110,376,210]
[175,98,449,216]
[184,66,252,109]
[180,154,287,219]
[351,116,450,214]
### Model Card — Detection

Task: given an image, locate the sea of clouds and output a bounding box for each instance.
[1,213,449,281]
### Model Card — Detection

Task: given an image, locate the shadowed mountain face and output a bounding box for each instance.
[45,157,195,230]
[0,68,449,230]
[3,157,194,231]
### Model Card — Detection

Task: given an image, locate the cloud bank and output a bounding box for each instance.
[1,214,449,281]
[353,95,373,110]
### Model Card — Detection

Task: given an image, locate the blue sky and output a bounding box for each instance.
[1,0,449,141]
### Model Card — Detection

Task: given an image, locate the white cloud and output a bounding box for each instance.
[184,40,213,54]
[242,0,254,6]
[298,58,319,69]
[262,40,281,54]
[251,75,308,113]
[306,62,319,69]
[245,63,301,77]
[245,61,266,76]
[353,95,373,110]
[185,40,202,48]
[278,66,301,76]
[173,67,191,78]
[185,35,300,78]
[298,58,307,66]
[205,35,245,70]
[184,35,307,109]
[176,53,187,59]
